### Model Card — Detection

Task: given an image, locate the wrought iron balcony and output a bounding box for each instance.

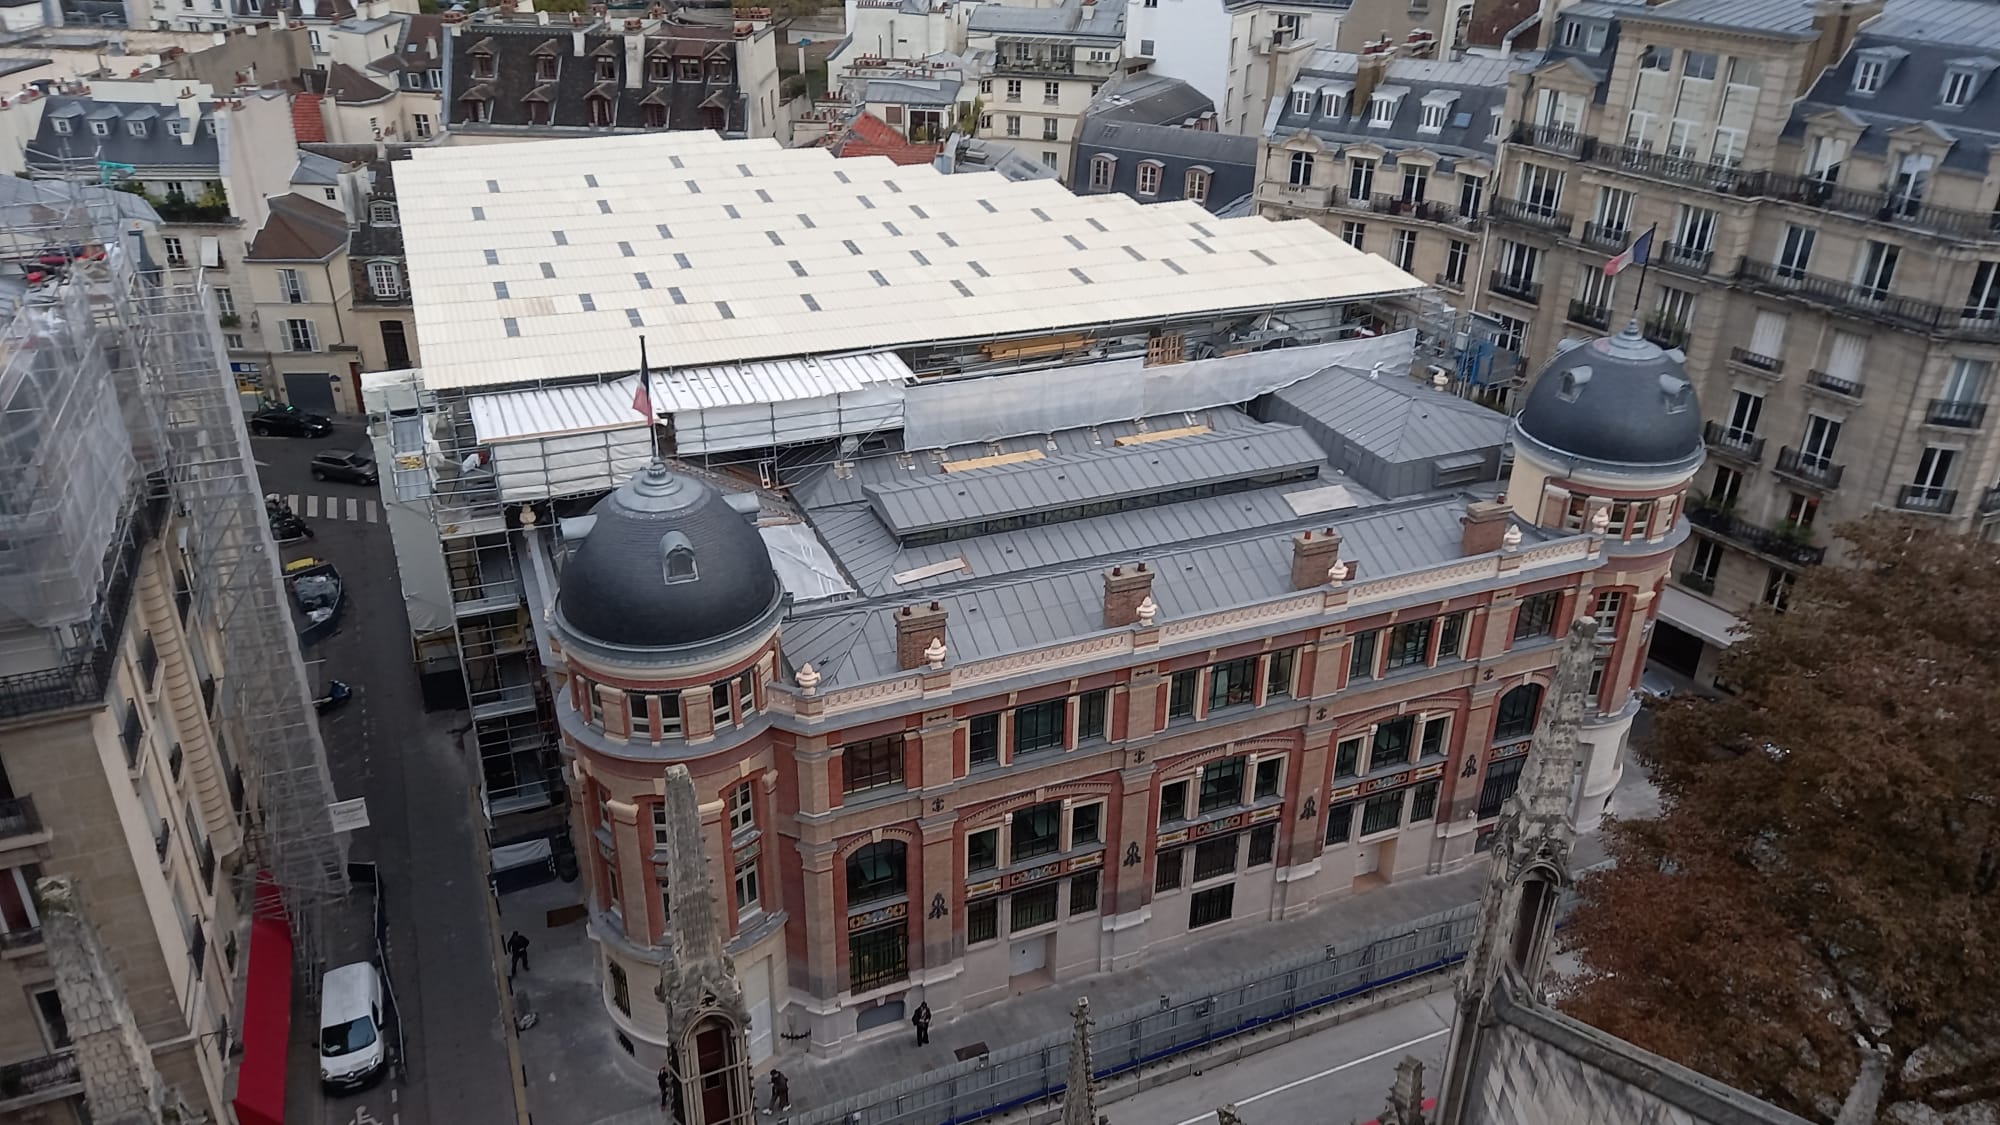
[1806,369,1863,400]
[1567,299,1612,330]
[1729,346,1784,377]
[1897,485,1959,515]
[1761,169,1998,240]
[1926,399,1987,429]
[1644,312,1691,351]
[1582,139,1760,195]
[1703,420,1765,463]
[0,1051,80,1105]
[137,631,158,689]
[1734,258,1981,338]
[0,925,43,952]
[154,818,170,862]
[1510,122,1587,155]
[1368,194,1465,225]
[0,795,40,842]
[1687,503,1826,566]
[1775,447,1845,490]
[1580,221,1627,249]
[120,701,144,770]
[199,837,217,892]
[1982,485,2000,515]
[167,742,184,782]
[1433,270,1465,292]
[1256,181,1338,210]
[1489,195,1574,236]
[1488,270,1542,304]
[1658,241,1714,276]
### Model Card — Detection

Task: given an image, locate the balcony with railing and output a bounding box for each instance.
[1688,502,1826,566]
[0,1051,80,1110]
[154,818,170,863]
[1775,447,1845,490]
[199,837,217,892]
[1806,369,1864,400]
[1582,139,1760,196]
[1761,169,1998,240]
[1434,270,1466,292]
[137,631,158,690]
[120,702,144,770]
[1510,122,1586,156]
[1644,312,1691,351]
[1728,346,1784,378]
[1489,195,1574,237]
[1898,485,1959,515]
[1926,399,1987,429]
[0,485,167,722]
[1567,299,1612,330]
[1256,181,1339,210]
[1657,241,1714,277]
[1703,420,1765,463]
[1580,221,1627,250]
[1488,270,1542,304]
[0,795,41,847]
[1369,194,1467,226]
[1734,258,1992,338]
[0,923,43,952]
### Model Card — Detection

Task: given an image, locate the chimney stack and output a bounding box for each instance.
[1103,563,1155,627]
[1291,528,1344,590]
[894,601,949,671]
[1460,500,1513,556]
[1354,46,1392,109]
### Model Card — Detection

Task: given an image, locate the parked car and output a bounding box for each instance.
[249,405,333,438]
[310,450,378,485]
[1638,667,1678,701]
[318,962,387,1091]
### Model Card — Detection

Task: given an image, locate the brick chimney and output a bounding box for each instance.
[1291,528,1344,590]
[894,601,948,671]
[1353,43,1393,110]
[1802,0,1886,94]
[1103,563,1155,627]
[1461,500,1513,556]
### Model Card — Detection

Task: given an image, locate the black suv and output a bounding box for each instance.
[250,406,334,438]
[310,451,378,485]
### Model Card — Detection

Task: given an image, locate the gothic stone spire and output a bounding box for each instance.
[1061,997,1098,1125]
[659,764,748,1034]
[1434,615,1598,1124]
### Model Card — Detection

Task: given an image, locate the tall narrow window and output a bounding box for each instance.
[1288,151,1314,187]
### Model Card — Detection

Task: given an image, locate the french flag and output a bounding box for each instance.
[1604,227,1654,277]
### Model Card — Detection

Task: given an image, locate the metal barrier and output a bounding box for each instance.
[796,903,1481,1125]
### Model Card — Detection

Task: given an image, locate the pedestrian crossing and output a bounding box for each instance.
[281,494,380,523]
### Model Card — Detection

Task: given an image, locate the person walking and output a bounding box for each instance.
[506,931,530,977]
[912,1001,932,1047]
[658,1064,673,1108]
[764,1068,790,1115]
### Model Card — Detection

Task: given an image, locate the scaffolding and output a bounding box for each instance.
[0,172,349,973]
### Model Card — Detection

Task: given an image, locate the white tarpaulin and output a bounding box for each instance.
[1657,587,1744,648]
[901,331,1417,450]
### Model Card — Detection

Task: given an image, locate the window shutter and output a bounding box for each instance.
[1750,311,1787,357]
[1827,332,1866,382]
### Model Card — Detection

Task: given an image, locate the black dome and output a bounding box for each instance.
[1515,320,1705,473]
[556,462,780,650]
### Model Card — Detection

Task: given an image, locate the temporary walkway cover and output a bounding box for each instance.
[232,876,293,1125]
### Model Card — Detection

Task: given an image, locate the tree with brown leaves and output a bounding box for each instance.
[1561,513,2000,1123]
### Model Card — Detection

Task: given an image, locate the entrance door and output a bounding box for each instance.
[283,371,335,414]
[1008,934,1047,978]
[1353,843,1381,878]
[742,960,773,1063]
[1648,622,1704,677]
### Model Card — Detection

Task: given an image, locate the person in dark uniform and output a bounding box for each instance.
[765,1068,790,1115]
[912,1001,932,1046]
[505,931,530,977]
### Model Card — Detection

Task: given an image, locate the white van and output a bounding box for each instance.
[318,962,387,1091]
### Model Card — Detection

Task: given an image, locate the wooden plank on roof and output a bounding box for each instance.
[941,449,1044,473]
[1114,424,1211,447]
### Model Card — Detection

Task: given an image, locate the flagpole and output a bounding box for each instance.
[637,335,662,463]
[1630,222,1658,317]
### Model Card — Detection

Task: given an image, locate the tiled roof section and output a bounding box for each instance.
[293,91,328,142]
[23,97,220,173]
[327,61,393,104]
[349,155,408,259]
[835,113,943,166]
[1080,119,1256,165]
[246,193,350,261]
[1629,0,1820,38]
[1784,0,2000,172]
[864,76,963,107]
[291,149,345,185]
[1268,49,1518,163]
[1260,366,1509,497]
[372,12,446,72]
[442,20,747,132]
[968,0,1127,40]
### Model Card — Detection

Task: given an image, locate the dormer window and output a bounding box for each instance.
[1557,366,1591,402]
[596,56,617,81]
[1853,58,1883,94]
[662,533,697,583]
[536,56,557,81]
[1943,69,1977,108]
[588,94,612,126]
[650,58,670,82]
[167,119,187,135]
[1419,103,1445,131]
[1488,108,1504,139]
[51,118,71,135]
[708,59,731,83]
[1290,86,1313,115]
[1367,94,1397,126]
[1318,90,1344,117]
[127,120,147,138]
[370,201,397,225]
[471,50,495,80]
[90,119,110,136]
[203,117,217,136]
[678,57,700,81]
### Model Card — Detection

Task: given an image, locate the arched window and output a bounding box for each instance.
[846,840,907,905]
[661,532,697,584]
[1288,150,1314,187]
[1088,154,1115,191]
[1494,683,1544,741]
[1185,167,1211,204]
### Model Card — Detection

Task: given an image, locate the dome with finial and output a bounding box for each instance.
[1513,319,1705,475]
[555,461,781,651]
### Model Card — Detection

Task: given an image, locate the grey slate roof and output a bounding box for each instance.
[1261,365,1510,497]
[863,423,1324,536]
[292,149,346,186]
[1269,50,1516,164]
[865,76,963,107]
[25,96,219,174]
[1087,72,1214,126]
[967,0,1126,40]
[1629,0,1821,39]
[1075,119,1258,213]
[1783,0,2000,173]
[1514,322,1705,476]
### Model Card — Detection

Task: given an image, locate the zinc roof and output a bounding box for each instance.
[397,132,1423,391]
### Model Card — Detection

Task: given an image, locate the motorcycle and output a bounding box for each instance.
[314,680,352,713]
[267,495,313,543]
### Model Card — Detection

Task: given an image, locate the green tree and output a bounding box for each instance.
[1561,513,2000,1122]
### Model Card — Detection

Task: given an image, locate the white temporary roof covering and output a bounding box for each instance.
[1656,587,1744,648]
[397,132,1424,391]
